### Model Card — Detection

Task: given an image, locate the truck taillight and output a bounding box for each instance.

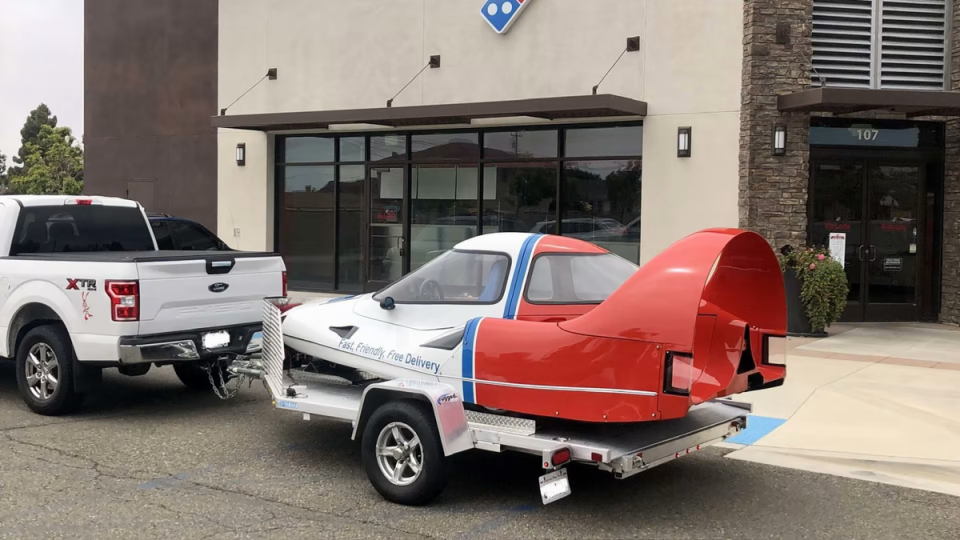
[282,271,288,297]
[106,280,139,321]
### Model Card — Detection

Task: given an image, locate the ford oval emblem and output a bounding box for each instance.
[209,282,229,293]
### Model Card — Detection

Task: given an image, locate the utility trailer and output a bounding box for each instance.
[232,298,752,506]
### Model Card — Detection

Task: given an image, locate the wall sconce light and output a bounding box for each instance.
[236,143,246,166]
[677,127,692,158]
[772,125,787,156]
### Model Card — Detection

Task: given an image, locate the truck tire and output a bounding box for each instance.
[361,399,449,506]
[173,363,231,391]
[15,325,84,416]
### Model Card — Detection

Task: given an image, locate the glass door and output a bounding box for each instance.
[809,161,867,320]
[366,166,407,291]
[863,163,923,321]
[809,160,926,322]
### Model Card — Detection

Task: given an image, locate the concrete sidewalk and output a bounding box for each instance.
[724,323,960,497]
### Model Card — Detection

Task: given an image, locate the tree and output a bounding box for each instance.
[0,152,7,193]
[8,125,84,195]
[12,103,58,168]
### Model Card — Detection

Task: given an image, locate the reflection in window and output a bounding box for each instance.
[481,164,557,235]
[484,130,558,159]
[374,250,510,304]
[563,160,641,263]
[410,164,480,270]
[340,137,366,162]
[411,133,480,161]
[565,126,643,158]
[338,165,365,292]
[525,254,638,304]
[370,135,407,163]
[280,166,336,290]
[285,137,335,163]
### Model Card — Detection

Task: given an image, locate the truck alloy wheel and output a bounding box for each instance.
[25,343,60,400]
[361,400,449,506]
[15,325,84,416]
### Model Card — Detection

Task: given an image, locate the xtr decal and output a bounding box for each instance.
[66,279,97,291]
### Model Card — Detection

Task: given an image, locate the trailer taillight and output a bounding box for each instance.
[545,448,571,468]
[282,271,288,297]
[106,280,139,321]
[664,351,695,396]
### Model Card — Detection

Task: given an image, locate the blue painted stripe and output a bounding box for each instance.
[461,318,481,403]
[503,234,542,319]
[725,415,786,445]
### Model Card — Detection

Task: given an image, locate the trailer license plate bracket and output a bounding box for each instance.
[538,468,571,505]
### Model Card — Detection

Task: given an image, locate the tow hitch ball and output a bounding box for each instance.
[228,358,264,379]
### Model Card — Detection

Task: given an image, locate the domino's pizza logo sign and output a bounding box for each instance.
[481,0,532,35]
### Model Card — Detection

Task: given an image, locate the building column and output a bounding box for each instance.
[940,1,960,325]
[739,0,813,250]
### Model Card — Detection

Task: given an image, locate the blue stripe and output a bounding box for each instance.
[503,234,542,319]
[725,415,786,445]
[461,318,481,403]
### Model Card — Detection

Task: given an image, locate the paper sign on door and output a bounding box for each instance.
[828,233,846,269]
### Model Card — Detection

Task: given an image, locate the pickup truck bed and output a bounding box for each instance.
[0,195,286,416]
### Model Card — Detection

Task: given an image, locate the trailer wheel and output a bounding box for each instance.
[361,400,449,506]
[15,325,84,416]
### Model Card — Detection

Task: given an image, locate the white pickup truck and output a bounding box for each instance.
[0,195,286,415]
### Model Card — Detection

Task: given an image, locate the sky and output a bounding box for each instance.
[0,0,84,163]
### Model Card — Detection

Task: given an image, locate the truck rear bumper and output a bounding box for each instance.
[118,323,262,365]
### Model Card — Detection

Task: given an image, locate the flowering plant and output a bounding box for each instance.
[777,245,848,334]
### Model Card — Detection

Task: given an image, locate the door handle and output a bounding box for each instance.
[857,245,865,261]
[869,245,877,261]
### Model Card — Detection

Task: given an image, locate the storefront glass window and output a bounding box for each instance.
[338,165,365,292]
[410,164,480,271]
[484,130,558,159]
[565,126,643,158]
[481,164,558,234]
[340,137,366,162]
[285,137,335,163]
[279,165,336,290]
[370,135,407,163]
[562,160,642,264]
[276,124,642,292]
[411,133,480,161]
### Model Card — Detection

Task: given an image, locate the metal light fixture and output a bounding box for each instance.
[677,127,692,158]
[772,125,787,156]
[236,143,246,166]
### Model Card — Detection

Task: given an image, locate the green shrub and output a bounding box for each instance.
[777,245,848,334]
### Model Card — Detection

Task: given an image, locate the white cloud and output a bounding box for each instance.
[0,0,84,163]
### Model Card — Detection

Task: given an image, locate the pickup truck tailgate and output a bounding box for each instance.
[136,252,284,335]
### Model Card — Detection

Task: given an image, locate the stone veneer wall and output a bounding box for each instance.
[739,0,814,250]
[940,0,960,325]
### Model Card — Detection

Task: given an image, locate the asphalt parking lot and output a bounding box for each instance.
[1,362,958,540]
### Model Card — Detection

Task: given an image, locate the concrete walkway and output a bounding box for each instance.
[724,323,960,497]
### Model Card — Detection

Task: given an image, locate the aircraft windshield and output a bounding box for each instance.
[374,250,511,304]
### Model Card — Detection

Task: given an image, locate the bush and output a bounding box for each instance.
[777,245,848,334]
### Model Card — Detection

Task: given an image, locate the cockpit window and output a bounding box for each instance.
[374,250,511,304]
[524,253,638,304]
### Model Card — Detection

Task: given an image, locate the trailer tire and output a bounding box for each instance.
[15,325,84,416]
[361,399,449,506]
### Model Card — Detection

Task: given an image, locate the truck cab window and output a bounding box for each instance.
[10,206,155,255]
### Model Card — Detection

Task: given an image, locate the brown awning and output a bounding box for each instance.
[778,88,960,117]
[211,94,647,131]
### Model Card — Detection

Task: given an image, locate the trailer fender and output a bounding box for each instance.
[352,379,474,457]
